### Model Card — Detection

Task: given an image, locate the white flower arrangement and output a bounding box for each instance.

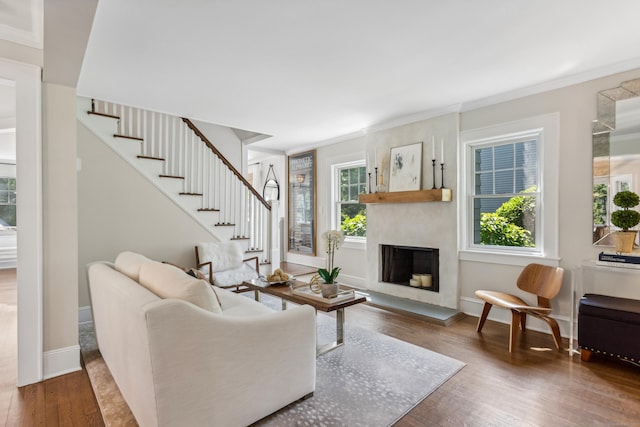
[318,230,345,284]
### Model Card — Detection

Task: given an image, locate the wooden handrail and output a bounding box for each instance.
[182,118,271,210]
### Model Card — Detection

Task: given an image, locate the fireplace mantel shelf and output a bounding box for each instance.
[359,188,452,204]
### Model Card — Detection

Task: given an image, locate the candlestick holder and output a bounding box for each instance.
[431,159,437,189]
[374,167,379,193]
[440,163,445,189]
[368,172,372,193]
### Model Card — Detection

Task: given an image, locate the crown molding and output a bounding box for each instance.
[461,57,640,112]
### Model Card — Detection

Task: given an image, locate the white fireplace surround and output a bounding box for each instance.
[364,113,459,309]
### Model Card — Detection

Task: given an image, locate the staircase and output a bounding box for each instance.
[77,97,272,266]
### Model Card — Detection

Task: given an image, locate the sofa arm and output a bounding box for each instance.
[143,300,316,427]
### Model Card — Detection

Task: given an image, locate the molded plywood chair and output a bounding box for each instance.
[195,241,259,292]
[475,263,564,352]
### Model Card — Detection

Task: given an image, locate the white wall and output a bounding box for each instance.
[285,138,368,285]
[42,82,80,378]
[0,129,16,161]
[191,119,243,169]
[77,122,221,307]
[458,68,640,336]
[277,67,640,337]
[365,113,459,308]
[246,153,287,262]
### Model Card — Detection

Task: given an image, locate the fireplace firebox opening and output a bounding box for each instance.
[380,244,439,292]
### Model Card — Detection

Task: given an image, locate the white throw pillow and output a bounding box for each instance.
[114,251,152,282]
[197,241,244,273]
[139,261,222,314]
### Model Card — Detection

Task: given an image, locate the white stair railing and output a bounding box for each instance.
[90,99,272,262]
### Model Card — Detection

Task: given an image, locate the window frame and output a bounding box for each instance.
[331,159,367,243]
[470,132,541,252]
[459,113,560,266]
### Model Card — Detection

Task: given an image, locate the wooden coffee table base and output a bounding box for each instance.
[244,280,366,356]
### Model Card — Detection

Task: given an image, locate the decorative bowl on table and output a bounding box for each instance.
[261,269,294,286]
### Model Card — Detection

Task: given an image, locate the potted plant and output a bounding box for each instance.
[611,190,640,253]
[316,230,345,297]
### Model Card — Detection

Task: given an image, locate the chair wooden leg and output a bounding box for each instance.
[476,302,493,332]
[540,316,562,350]
[509,310,521,352]
[520,312,527,332]
[581,349,592,362]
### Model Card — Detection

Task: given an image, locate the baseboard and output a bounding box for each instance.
[79,305,93,324]
[460,296,571,338]
[43,345,81,380]
[335,272,366,288]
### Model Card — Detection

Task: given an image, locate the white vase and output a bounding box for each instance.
[320,282,339,298]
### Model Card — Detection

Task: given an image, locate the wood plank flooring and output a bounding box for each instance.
[0,269,103,427]
[1,265,639,426]
[348,304,640,426]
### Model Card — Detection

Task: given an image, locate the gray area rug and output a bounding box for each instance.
[80,294,465,426]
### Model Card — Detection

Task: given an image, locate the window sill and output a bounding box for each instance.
[459,249,560,267]
[342,238,366,251]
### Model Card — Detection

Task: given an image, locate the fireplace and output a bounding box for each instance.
[380,244,439,292]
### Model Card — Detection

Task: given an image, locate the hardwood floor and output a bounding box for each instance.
[0,269,103,427]
[1,265,639,426]
[350,304,640,426]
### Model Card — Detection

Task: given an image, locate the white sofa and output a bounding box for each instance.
[87,251,316,427]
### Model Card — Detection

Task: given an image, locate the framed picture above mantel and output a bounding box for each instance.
[389,142,422,192]
[288,150,317,256]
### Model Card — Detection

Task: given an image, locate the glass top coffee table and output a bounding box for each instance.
[242,279,367,355]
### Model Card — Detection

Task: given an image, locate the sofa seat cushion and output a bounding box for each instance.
[114,251,152,282]
[213,288,274,317]
[139,261,222,314]
[579,294,640,325]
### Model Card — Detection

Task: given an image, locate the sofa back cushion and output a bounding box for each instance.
[197,241,243,273]
[114,251,152,282]
[139,261,222,314]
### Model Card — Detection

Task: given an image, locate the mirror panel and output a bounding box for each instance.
[288,150,316,255]
[592,78,640,245]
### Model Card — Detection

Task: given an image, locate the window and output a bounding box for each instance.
[472,137,539,248]
[460,113,559,265]
[333,161,366,238]
[0,177,16,226]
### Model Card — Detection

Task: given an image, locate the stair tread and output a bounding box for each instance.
[114,134,144,141]
[88,99,274,266]
[88,111,119,120]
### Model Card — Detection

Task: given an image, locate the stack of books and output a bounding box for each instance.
[598,251,640,266]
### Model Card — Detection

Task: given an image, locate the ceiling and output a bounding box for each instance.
[42,1,640,153]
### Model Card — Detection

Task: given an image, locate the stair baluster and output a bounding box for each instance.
[84,98,272,266]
